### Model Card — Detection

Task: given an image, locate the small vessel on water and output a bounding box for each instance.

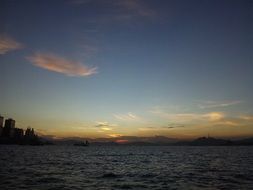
[74,140,89,146]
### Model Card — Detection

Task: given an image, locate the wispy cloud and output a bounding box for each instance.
[109,134,122,138]
[0,35,23,55]
[164,123,185,129]
[198,100,241,109]
[95,121,118,131]
[203,112,225,121]
[214,120,239,126]
[27,52,97,77]
[208,115,253,128]
[150,106,253,130]
[239,115,253,121]
[150,107,224,123]
[113,112,142,121]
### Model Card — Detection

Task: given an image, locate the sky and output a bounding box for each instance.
[0,0,252,139]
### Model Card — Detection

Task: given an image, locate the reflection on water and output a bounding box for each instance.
[0,145,253,189]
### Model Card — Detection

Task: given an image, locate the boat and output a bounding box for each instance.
[74,140,89,146]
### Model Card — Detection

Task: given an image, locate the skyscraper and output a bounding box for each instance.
[2,118,15,137]
[4,118,15,129]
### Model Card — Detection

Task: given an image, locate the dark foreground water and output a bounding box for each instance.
[0,146,253,190]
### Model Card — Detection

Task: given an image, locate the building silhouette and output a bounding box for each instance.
[0,115,4,136]
[13,128,24,140]
[0,115,3,128]
[23,127,40,145]
[2,118,15,138]
[0,116,41,145]
[4,118,15,128]
[25,127,35,137]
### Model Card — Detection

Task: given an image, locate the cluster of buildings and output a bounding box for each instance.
[0,115,39,144]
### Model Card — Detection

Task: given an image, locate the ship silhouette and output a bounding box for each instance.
[74,140,89,146]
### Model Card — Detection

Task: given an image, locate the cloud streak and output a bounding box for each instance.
[27,53,97,77]
[198,100,241,109]
[165,123,185,129]
[114,112,142,121]
[239,115,253,121]
[0,35,23,55]
[95,121,118,131]
[150,107,225,123]
[150,107,253,130]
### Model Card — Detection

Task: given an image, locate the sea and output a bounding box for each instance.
[0,145,253,190]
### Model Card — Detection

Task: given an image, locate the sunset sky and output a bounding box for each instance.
[0,0,252,139]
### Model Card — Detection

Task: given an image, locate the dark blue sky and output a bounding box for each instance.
[0,0,252,138]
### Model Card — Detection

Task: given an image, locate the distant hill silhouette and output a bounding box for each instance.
[187,137,233,146]
[39,135,253,146]
[174,137,253,146]
[234,137,253,145]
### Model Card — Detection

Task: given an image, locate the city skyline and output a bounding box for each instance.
[0,0,253,139]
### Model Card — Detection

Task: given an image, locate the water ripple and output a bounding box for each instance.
[0,145,253,189]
